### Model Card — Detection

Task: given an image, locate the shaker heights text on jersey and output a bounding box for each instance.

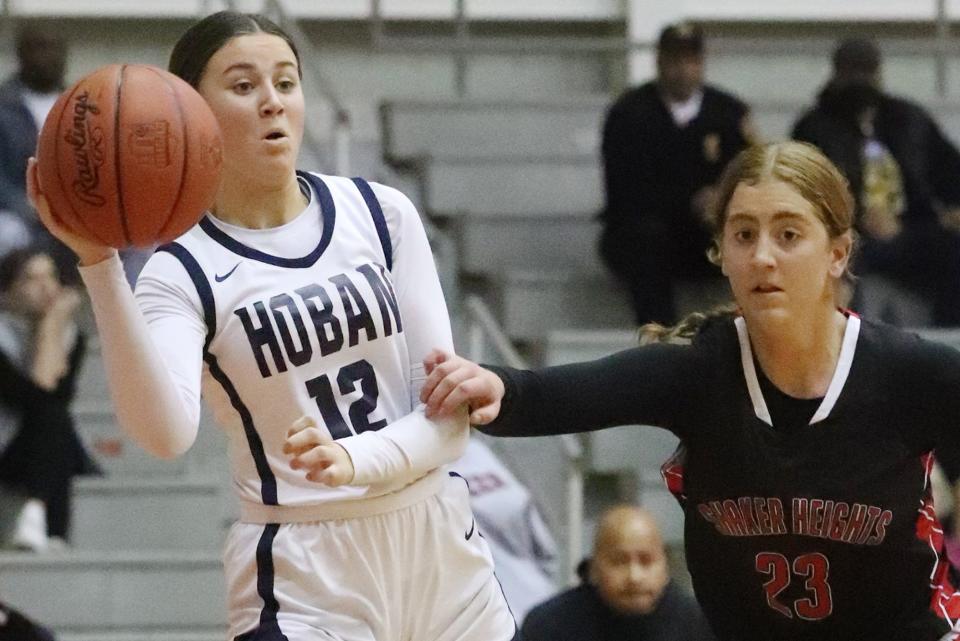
[697,496,893,545]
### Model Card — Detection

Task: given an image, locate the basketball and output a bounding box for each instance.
[36,63,222,248]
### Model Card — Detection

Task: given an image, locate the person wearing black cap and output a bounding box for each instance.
[599,21,754,325]
[793,37,960,326]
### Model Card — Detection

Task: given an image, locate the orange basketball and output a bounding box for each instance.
[36,64,223,248]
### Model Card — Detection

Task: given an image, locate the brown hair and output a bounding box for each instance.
[640,141,856,344]
[168,11,301,89]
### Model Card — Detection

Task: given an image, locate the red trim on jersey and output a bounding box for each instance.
[917,453,960,625]
[661,443,687,502]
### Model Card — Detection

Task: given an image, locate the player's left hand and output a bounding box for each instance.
[284,416,355,486]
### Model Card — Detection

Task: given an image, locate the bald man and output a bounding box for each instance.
[521,505,715,640]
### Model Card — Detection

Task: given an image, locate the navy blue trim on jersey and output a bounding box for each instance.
[351,177,393,271]
[204,352,279,505]
[157,243,217,346]
[198,170,336,268]
[157,243,280,506]
[232,524,290,641]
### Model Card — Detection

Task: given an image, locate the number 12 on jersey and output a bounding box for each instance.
[305,359,386,439]
[755,552,833,620]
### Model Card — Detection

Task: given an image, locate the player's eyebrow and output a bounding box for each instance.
[222,60,298,75]
[726,211,811,225]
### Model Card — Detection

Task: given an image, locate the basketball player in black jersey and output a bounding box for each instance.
[421,141,960,641]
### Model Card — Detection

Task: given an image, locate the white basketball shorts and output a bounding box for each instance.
[223,469,518,641]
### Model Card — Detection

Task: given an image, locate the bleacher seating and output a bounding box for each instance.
[0,339,231,639]
[0,550,225,639]
[71,477,226,551]
[381,99,604,161]
[382,99,622,339]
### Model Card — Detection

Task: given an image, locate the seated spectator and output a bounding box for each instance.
[453,437,558,624]
[522,504,715,641]
[0,247,99,551]
[0,601,56,641]
[599,22,753,325]
[792,37,960,326]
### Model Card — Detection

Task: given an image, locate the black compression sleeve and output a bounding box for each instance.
[478,342,701,439]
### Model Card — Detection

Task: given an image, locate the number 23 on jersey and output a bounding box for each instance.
[755,551,833,620]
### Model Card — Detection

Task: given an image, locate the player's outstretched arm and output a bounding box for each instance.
[421,350,504,425]
[27,158,201,459]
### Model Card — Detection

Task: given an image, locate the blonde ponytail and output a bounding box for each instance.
[638,304,740,346]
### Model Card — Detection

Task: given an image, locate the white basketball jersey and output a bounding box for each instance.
[154,172,419,508]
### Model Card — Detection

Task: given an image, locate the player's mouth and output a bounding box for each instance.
[264,129,287,141]
[753,284,782,294]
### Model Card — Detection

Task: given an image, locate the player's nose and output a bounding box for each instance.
[259,86,284,116]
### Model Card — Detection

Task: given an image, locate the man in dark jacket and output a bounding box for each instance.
[793,38,960,326]
[0,24,76,282]
[599,22,753,325]
[0,24,66,224]
[521,505,715,641]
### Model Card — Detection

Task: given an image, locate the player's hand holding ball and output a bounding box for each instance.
[29,63,222,260]
[27,158,115,266]
[284,416,356,487]
[421,350,504,425]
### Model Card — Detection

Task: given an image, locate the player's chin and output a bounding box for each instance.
[742,299,792,320]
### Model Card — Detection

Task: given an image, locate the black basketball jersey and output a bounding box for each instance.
[486,313,960,641]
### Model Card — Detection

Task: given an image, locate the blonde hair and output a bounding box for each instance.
[640,142,856,345]
[639,304,739,345]
[707,141,856,271]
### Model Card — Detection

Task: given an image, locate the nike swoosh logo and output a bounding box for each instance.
[215,262,240,282]
[465,518,475,541]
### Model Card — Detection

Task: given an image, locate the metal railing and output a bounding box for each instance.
[368,0,957,98]
[463,294,585,585]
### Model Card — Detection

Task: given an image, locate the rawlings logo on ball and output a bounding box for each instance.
[130,120,173,167]
[37,63,222,248]
[64,91,106,206]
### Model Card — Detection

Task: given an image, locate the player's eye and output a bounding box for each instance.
[780,228,800,243]
[233,80,254,94]
[276,78,297,92]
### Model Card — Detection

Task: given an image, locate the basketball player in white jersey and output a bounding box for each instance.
[26,11,516,641]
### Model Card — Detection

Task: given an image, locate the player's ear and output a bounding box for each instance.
[717,248,728,277]
[829,230,853,279]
